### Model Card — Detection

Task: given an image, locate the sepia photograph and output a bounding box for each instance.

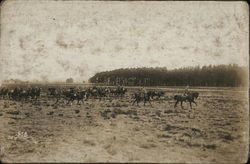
[0,0,249,163]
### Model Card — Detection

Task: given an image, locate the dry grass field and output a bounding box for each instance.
[0,87,248,163]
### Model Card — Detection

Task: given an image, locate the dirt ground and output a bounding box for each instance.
[0,87,248,163]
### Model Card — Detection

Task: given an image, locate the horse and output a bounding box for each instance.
[174,92,199,109]
[47,88,64,105]
[0,87,9,99]
[132,92,153,107]
[9,87,21,101]
[67,90,87,105]
[74,90,88,104]
[120,88,127,97]
[60,89,87,105]
[29,87,41,100]
[147,90,165,100]
[110,87,127,97]
[19,88,30,102]
[86,87,99,99]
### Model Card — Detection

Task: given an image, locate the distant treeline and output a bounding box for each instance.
[89,64,248,87]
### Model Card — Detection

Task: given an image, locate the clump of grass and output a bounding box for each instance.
[6,111,20,115]
[83,139,96,146]
[157,134,172,138]
[139,143,157,149]
[203,144,217,150]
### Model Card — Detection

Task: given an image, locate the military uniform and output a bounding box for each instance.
[184,85,189,96]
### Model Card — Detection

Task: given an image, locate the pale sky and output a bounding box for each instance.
[0,1,249,82]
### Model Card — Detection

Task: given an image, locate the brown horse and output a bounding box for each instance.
[174,92,199,109]
[132,92,153,107]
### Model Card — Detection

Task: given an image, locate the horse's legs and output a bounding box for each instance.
[66,99,70,105]
[78,98,84,105]
[148,99,153,107]
[55,97,59,104]
[70,99,74,106]
[174,101,178,108]
[192,100,197,106]
[60,97,64,104]
[181,101,183,109]
[189,101,192,109]
[132,99,136,106]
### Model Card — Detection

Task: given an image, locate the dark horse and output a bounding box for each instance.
[63,90,87,105]
[174,92,199,109]
[132,92,152,107]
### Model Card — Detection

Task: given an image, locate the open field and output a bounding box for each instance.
[0,86,248,163]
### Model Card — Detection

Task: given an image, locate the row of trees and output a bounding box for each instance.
[89,64,248,87]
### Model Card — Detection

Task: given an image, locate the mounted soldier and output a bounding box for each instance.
[132,87,152,107]
[142,87,147,97]
[183,85,190,96]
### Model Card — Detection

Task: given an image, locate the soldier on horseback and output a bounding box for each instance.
[183,85,190,96]
[140,87,147,97]
[132,86,152,107]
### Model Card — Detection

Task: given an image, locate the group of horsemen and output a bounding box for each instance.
[0,86,41,101]
[0,85,194,107]
[0,85,128,101]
